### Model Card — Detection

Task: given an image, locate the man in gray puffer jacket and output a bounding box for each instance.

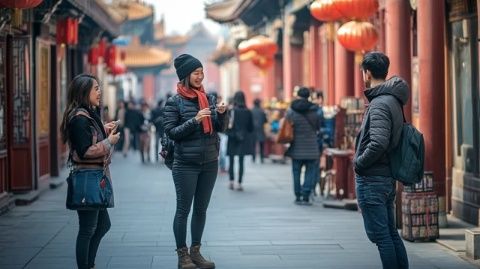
[286,87,321,205]
[354,52,409,269]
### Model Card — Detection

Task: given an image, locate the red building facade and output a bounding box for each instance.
[208,0,480,226]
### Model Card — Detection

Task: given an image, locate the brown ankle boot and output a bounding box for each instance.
[190,245,215,269]
[176,247,196,269]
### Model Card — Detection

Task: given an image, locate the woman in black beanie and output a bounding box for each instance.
[163,54,227,269]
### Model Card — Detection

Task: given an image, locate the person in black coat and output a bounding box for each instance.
[226,91,254,191]
[251,98,268,163]
[163,54,227,269]
[354,52,409,269]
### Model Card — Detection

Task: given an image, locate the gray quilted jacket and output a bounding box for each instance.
[354,76,409,177]
[286,99,321,160]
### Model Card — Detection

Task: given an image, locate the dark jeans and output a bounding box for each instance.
[292,159,317,198]
[172,160,218,248]
[252,141,265,163]
[356,175,409,269]
[76,210,111,269]
[229,155,244,183]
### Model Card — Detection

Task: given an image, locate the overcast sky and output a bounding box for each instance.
[143,0,221,35]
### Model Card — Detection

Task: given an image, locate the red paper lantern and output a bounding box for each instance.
[310,0,343,22]
[56,18,78,45]
[105,45,117,69]
[337,21,378,52]
[334,0,379,20]
[0,0,43,8]
[238,39,253,54]
[248,35,278,57]
[98,38,107,58]
[110,63,127,76]
[88,46,99,65]
[252,55,273,70]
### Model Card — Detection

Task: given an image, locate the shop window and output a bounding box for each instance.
[450,18,479,174]
[11,37,31,145]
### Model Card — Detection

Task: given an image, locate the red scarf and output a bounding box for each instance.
[177,83,213,134]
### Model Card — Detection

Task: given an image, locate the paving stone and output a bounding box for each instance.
[0,154,477,268]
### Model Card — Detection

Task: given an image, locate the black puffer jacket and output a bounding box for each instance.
[286,98,321,160]
[354,76,409,177]
[163,94,228,164]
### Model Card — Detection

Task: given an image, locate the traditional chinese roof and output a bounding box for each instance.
[105,0,153,22]
[122,38,171,69]
[205,0,284,26]
[66,0,122,36]
[210,44,236,65]
[205,0,254,23]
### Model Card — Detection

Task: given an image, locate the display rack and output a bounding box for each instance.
[401,172,439,241]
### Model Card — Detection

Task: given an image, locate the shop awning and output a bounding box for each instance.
[66,0,121,36]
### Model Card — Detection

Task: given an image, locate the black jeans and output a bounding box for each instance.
[172,160,218,248]
[229,155,244,183]
[76,210,111,269]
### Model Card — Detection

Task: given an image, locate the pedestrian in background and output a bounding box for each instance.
[226,91,254,191]
[114,101,127,151]
[139,101,150,163]
[122,101,135,157]
[354,51,409,269]
[60,74,120,269]
[151,99,165,162]
[285,87,321,205]
[251,98,267,164]
[163,54,227,269]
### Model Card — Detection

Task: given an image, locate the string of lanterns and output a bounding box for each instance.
[88,38,127,76]
[237,35,278,72]
[310,0,379,54]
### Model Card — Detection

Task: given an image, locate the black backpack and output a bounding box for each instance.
[388,100,425,185]
[159,96,189,170]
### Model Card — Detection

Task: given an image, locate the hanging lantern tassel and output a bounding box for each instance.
[12,8,23,27]
[354,52,364,64]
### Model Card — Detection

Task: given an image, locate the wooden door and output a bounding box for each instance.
[7,36,33,192]
[0,38,7,193]
[36,39,50,181]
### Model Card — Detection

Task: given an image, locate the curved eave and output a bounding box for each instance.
[123,47,172,69]
[205,0,255,23]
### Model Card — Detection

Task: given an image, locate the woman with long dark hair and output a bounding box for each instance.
[60,74,120,269]
[226,91,254,191]
[163,54,227,269]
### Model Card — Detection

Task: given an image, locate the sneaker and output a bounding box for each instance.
[302,196,312,206]
[294,196,302,205]
[236,184,244,191]
[229,182,234,190]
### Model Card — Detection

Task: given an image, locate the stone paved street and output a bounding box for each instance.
[0,153,478,269]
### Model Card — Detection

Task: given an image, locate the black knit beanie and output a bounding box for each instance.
[174,54,203,81]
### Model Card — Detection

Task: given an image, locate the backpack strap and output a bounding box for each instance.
[391,96,406,123]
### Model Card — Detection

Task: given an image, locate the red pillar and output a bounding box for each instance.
[354,63,363,98]
[385,0,412,122]
[327,39,335,105]
[417,0,447,226]
[334,38,354,105]
[283,36,303,101]
[309,23,322,89]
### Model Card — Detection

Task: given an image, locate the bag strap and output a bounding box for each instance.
[391,96,406,123]
[298,111,317,132]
